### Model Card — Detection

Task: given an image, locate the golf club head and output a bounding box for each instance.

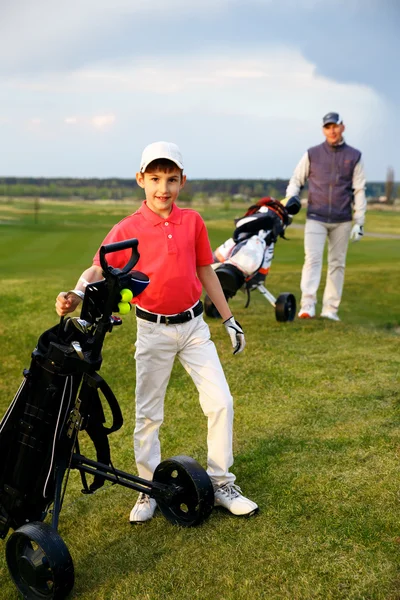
[71,340,85,360]
[70,317,93,334]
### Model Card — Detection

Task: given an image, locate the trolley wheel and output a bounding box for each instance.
[6,521,74,599]
[204,294,221,319]
[153,455,214,527]
[275,293,296,322]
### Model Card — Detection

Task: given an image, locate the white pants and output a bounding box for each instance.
[134,314,235,487]
[300,219,352,313]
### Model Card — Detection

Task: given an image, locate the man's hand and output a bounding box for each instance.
[350,224,364,242]
[223,316,246,355]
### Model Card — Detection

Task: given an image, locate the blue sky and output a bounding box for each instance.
[0,0,398,180]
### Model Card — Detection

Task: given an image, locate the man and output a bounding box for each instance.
[286,112,366,321]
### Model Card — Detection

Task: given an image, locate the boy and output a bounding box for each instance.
[56,141,258,521]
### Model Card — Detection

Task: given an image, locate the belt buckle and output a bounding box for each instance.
[165,316,169,326]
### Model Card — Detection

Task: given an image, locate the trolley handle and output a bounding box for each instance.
[99,238,140,274]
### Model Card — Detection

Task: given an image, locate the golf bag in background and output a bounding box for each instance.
[0,238,214,600]
[204,196,301,322]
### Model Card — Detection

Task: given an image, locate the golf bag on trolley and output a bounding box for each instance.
[0,238,214,600]
[204,196,301,322]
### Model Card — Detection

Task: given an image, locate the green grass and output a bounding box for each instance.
[0,199,400,599]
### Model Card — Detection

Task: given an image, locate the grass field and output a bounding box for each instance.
[0,198,399,600]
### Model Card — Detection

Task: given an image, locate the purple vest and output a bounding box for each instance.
[307,141,361,223]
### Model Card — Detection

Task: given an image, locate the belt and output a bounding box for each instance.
[136,301,203,325]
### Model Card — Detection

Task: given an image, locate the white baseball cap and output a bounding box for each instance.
[139,141,184,173]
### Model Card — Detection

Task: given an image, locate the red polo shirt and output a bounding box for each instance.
[93,201,214,314]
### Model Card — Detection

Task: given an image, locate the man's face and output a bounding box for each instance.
[136,168,186,218]
[323,122,345,146]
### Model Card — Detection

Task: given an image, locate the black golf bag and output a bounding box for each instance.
[204,196,301,322]
[0,238,214,600]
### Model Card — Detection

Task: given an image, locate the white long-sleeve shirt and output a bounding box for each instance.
[286,150,367,226]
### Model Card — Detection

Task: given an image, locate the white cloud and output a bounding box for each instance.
[0,42,391,178]
[91,114,116,129]
[4,46,383,127]
[215,69,267,79]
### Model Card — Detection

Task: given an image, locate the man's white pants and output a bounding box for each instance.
[134,314,235,487]
[300,219,352,313]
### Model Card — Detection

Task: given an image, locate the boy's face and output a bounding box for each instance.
[136,168,186,218]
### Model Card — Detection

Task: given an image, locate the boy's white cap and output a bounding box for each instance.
[139,141,184,173]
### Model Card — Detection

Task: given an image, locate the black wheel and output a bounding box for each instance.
[275,292,296,322]
[153,455,214,527]
[204,294,221,319]
[6,521,74,599]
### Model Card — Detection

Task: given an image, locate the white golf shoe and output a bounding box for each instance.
[214,483,258,516]
[130,493,157,523]
[321,311,340,322]
[298,304,315,319]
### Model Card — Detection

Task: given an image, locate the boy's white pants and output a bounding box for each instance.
[300,219,352,313]
[134,314,235,487]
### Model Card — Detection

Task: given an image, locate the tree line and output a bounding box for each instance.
[0,177,394,202]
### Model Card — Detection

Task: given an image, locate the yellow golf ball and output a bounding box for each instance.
[120,288,133,302]
[118,301,131,315]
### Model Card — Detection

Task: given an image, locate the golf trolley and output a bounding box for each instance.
[0,238,214,600]
[204,197,301,323]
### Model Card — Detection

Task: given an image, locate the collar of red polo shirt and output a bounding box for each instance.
[138,201,182,225]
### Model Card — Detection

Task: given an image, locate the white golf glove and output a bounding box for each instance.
[223,316,246,355]
[350,224,364,242]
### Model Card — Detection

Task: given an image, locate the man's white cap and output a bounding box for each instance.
[139,141,184,173]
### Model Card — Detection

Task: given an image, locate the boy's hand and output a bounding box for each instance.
[55,291,83,316]
[223,316,246,355]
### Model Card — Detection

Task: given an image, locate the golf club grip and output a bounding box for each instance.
[99,238,140,273]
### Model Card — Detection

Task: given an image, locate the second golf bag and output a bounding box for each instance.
[204,196,301,322]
